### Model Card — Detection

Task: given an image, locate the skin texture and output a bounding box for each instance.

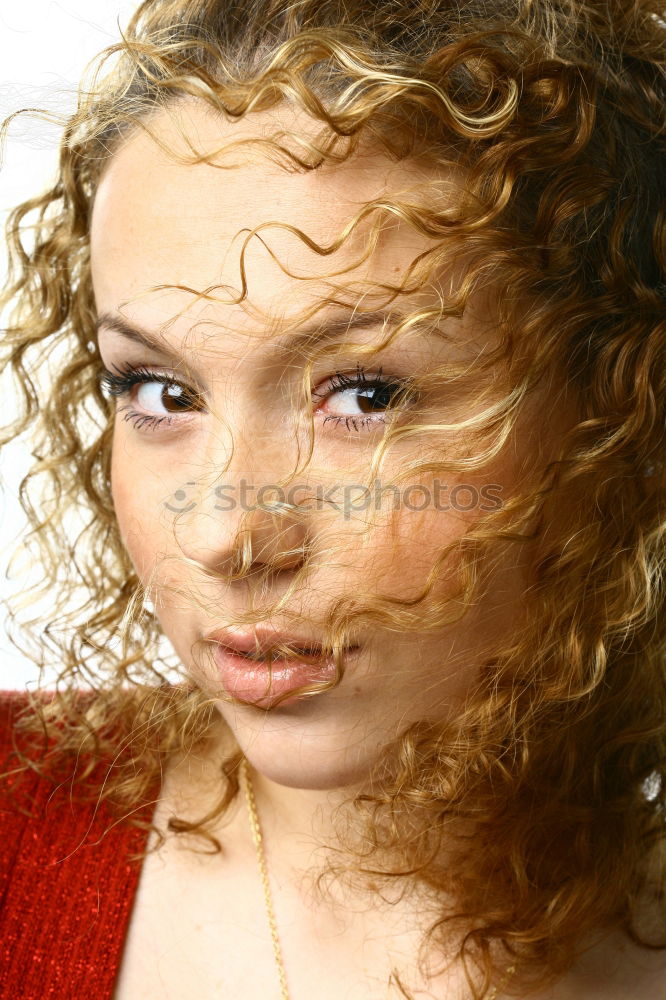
[91,98,571,856]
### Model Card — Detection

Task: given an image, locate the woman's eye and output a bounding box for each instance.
[313,366,412,431]
[99,364,203,432]
[133,380,193,414]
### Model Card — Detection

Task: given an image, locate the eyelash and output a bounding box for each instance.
[99,361,411,434]
[99,363,202,432]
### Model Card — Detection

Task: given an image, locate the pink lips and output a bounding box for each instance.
[206,627,359,708]
[211,630,321,658]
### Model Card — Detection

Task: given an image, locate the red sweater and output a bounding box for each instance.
[0,689,160,999]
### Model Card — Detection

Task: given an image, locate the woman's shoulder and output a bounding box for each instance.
[0,684,163,839]
[0,685,167,810]
[0,687,58,798]
[0,685,94,735]
[0,686,116,835]
[0,686,95,783]
[0,687,160,999]
[0,687,40,751]
[0,681,156,893]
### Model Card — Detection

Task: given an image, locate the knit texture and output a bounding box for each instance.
[0,689,160,1000]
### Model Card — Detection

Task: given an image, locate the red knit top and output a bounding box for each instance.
[0,689,160,1000]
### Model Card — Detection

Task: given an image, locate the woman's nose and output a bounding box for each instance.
[170,479,311,579]
[225,500,310,577]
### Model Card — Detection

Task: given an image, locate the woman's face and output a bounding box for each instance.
[90,100,569,790]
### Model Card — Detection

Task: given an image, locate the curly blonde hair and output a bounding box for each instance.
[1,1,665,997]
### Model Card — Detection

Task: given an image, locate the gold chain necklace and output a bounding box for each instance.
[240,757,513,1000]
[241,756,290,1000]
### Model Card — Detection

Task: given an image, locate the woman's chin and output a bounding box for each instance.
[230,735,375,792]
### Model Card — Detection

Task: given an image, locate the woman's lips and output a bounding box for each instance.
[207,626,327,659]
[211,644,358,708]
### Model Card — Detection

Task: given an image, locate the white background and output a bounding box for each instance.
[0,2,139,689]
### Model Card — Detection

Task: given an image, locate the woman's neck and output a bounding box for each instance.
[163,714,378,889]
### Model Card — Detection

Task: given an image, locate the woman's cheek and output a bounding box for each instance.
[111,448,163,584]
[345,504,465,606]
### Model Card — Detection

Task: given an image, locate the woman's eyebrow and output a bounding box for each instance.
[95,309,398,361]
[96,312,184,361]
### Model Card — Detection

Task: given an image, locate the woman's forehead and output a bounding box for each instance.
[89,101,449,318]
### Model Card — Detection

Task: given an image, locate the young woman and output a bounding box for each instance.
[0,2,664,998]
